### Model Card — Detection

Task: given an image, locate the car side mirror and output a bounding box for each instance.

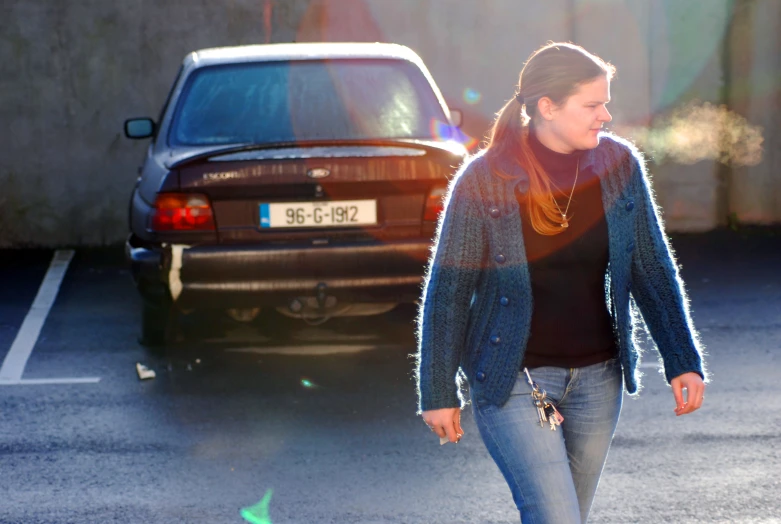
[124,118,156,139]
[449,108,463,128]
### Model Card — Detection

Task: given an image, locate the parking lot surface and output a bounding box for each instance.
[1,228,780,523]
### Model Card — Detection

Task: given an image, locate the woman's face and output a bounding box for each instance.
[536,75,612,153]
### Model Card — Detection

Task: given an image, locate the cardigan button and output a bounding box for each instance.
[626,200,635,212]
[490,335,501,345]
[495,254,506,264]
[500,296,510,306]
[489,207,501,218]
[627,241,635,253]
[476,371,487,382]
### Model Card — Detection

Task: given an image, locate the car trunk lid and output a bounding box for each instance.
[173,141,463,243]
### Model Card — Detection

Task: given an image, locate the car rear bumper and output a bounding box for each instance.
[125,236,430,310]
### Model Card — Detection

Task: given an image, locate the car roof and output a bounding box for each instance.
[187,42,423,67]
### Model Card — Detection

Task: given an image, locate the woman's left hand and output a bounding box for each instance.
[670,372,705,416]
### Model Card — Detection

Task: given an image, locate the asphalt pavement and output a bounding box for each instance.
[0,227,779,524]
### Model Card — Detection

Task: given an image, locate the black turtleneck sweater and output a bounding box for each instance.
[518,131,618,369]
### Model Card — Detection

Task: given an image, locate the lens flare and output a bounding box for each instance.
[463,88,482,105]
[619,102,764,166]
[429,119,479,150]
[649,2,731,111]
[240,488,273,524]
[300,378,316,388]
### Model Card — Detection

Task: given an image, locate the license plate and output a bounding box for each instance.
[259,200,377,228]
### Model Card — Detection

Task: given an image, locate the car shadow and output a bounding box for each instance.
[135,304,422,428]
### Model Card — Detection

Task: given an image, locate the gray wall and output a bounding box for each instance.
[1,0,778,246]
[726,0,781,225]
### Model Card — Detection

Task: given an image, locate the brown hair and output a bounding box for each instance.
[485,42,616,235]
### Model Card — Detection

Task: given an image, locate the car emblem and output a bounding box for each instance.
[307,168,331,179]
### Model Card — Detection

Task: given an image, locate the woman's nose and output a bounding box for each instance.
[600,106,613,123]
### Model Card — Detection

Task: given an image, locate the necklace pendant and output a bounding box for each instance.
[552,159,579,231]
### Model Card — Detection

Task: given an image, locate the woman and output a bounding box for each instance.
[414,42,707,523]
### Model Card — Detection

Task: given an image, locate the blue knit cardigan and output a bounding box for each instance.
[414,134,708,414]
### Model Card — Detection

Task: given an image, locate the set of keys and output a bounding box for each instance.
[524,368,565,431]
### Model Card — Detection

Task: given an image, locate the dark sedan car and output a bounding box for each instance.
[124,42,467,347]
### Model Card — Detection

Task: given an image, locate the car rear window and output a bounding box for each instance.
[169,59,450,146]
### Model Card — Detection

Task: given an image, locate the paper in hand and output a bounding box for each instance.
[440,434,464,445]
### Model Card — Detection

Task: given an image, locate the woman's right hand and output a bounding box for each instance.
[422,408,464,443]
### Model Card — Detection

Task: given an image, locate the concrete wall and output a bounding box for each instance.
[1,0,778,246]
[727,0,781,224]
[642,0,730,233]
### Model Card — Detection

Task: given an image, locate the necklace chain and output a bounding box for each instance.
[551,159,579,228]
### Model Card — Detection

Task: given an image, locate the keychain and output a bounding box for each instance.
[523,368,564,431]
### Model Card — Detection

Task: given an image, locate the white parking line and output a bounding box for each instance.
[0,378,101,386]
[0,250,101,386]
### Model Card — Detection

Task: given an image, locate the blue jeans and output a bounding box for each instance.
[470,358,623,524]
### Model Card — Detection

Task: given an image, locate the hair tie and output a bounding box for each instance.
[515,93,525,105]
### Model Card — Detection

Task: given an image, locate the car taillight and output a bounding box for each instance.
[150,193,216,231]
[423,187,447,222]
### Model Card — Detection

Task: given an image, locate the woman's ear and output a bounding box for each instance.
[537,97,557,121]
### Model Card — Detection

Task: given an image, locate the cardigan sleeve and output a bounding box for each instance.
[414,160,485,414]
[629,154,708,384]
